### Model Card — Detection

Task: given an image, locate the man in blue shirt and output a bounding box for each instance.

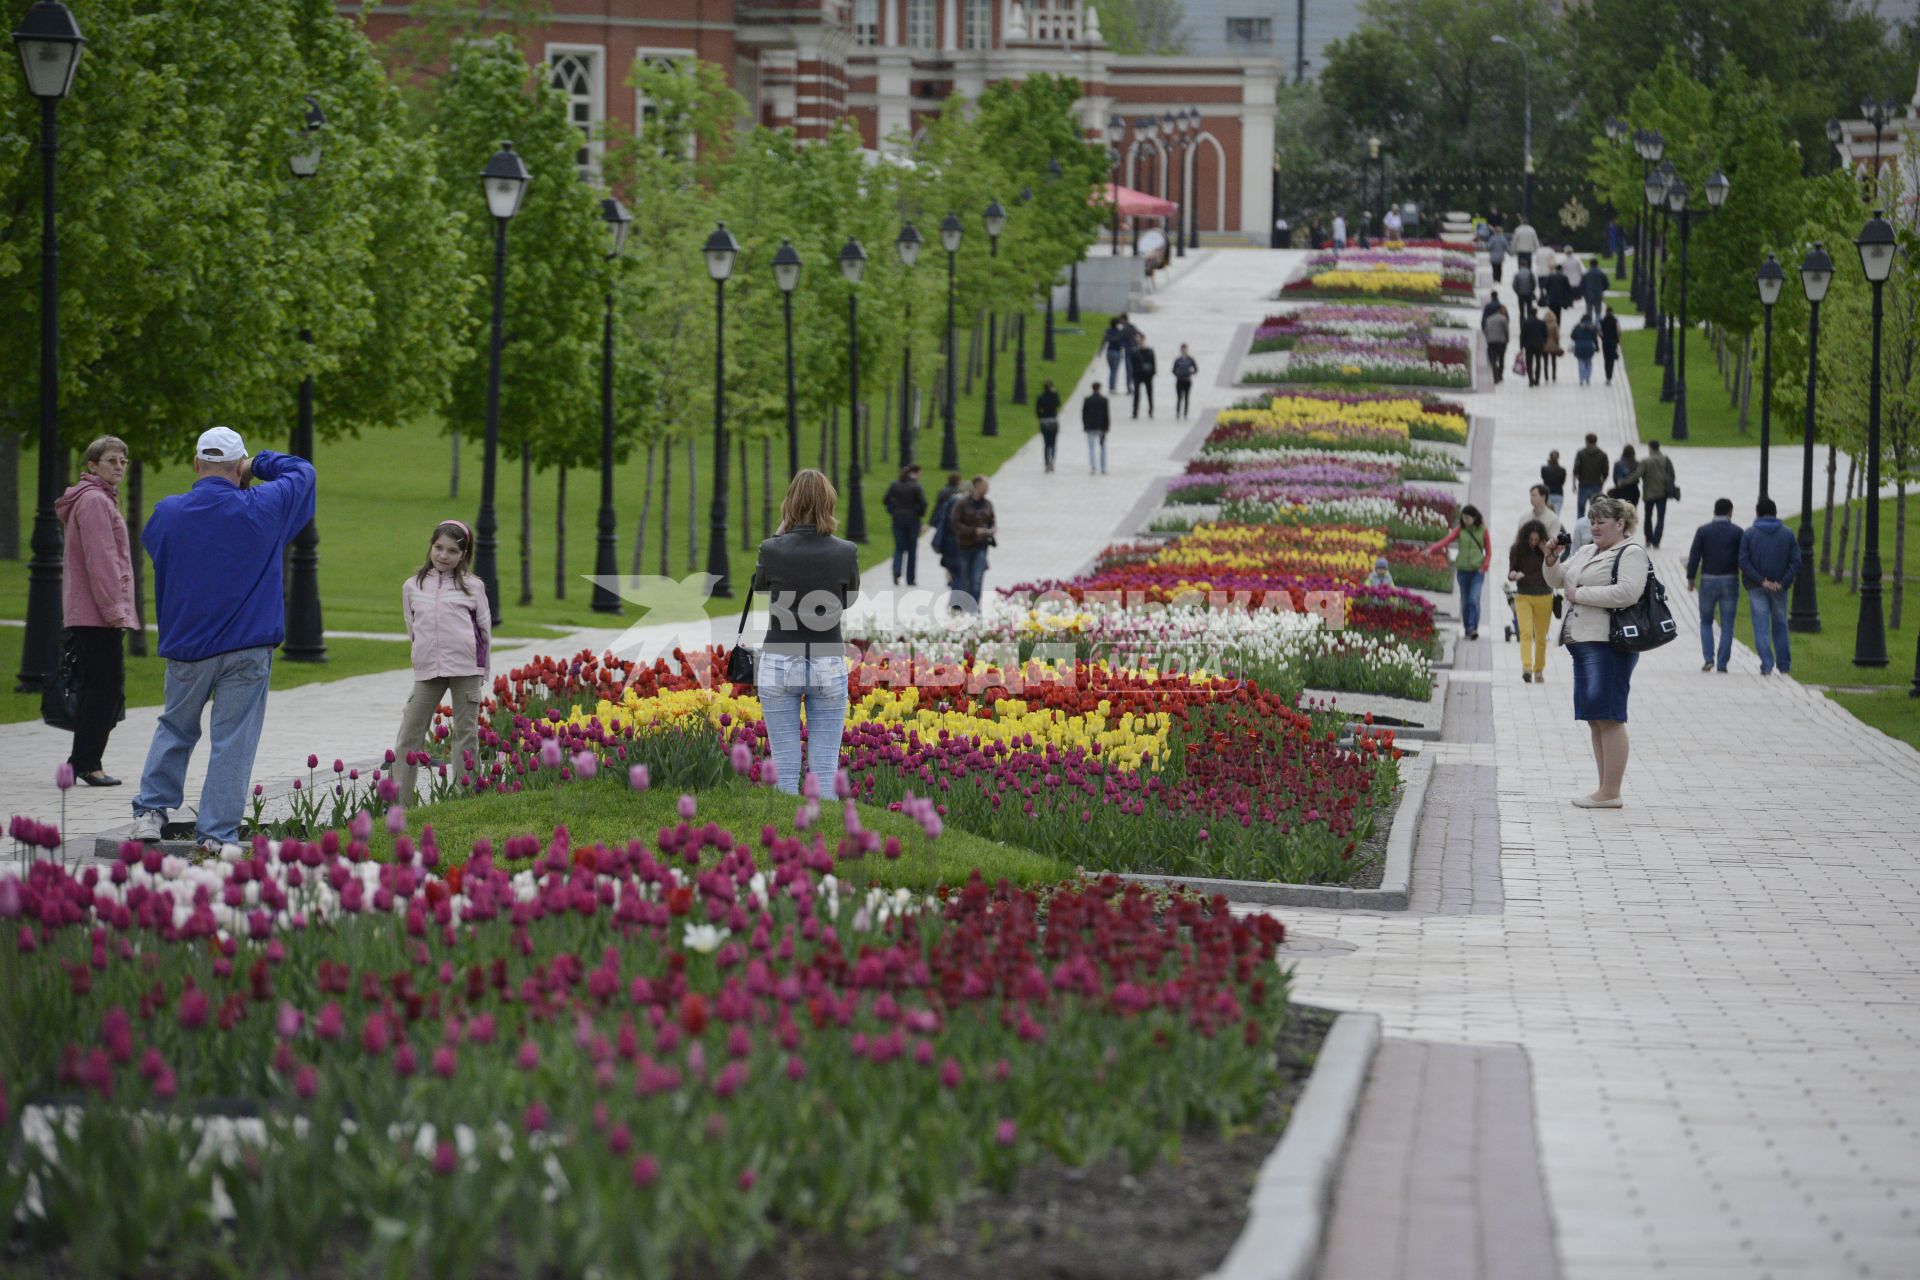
[1686,497,1744,673]
[1739,497,1802,677]
[131,427,317,857]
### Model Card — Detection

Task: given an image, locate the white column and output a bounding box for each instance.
[883,0,896,45]
[943,0,958,50]
[1238,70,1279,241]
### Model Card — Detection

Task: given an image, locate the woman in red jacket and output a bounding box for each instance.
[55,436,139,786]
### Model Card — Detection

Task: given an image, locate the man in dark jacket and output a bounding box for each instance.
[1599,307,1621,385]
[1581,261,1609,316]
[1520,307,1549,387]
[1740,498,1802,676]
[882,464,927,586]
[1572,433,1611,517]
[1034,380,1063,471]
[1082,383,1112,474]
[1128,333,1157,419]
[1542,270,1571,323]
[927,472,967,590]
[1687,497,1744,672]
[1171,346,1198,418]
[948,476,997,613]
[1512,264,1537,313]
[132,427,317,857]
[1101,316,1132,391]
[1482,303,1511,385]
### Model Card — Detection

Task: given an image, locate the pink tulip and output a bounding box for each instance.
[522,1101,550,1133]
[572,751,598,780]
[677,794,697,820]
[294,1066,318,1099]
[433,1140,457,1176]
[738,1168,757,1192]
[177,987,209,1030]
[630,1154,660,1188]
[275,1002,303,1040]
[539,740,564,769]
[54,763,74,791]
[940,1058,964,1090]
[730,743,752,775]
[385,805,407,836]
[995,1119,1017,1147]
[608,1123,632,1155]
[0,878,20,919]
[349,810,373,841]
[516,1040,540,1072]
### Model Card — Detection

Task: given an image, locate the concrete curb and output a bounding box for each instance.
[1218,321,1257,390]
[1203,1009,1383,1280]
[1108,751,1430,911]
[1333,669,1449,744]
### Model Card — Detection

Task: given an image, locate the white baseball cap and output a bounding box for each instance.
[195,426,248,462]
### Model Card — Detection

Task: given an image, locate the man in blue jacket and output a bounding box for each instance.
[1686,497,1744,673]
[1739,496,1801,677]
[131,427,317,856]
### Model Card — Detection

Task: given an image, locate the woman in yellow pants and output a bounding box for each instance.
[1509,521,1556,681]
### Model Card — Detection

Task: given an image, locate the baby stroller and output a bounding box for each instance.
[1501,581,1520,642]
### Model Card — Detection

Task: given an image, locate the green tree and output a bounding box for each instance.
[1090,0,1189,55]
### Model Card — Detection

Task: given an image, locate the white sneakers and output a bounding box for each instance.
[132,810,164,843]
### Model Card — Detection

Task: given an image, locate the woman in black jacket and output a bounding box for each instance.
[751,469,861,795]
[1540,450,1567,512]
[1034,380,1063,472]
[1610,445,1641,506]
[882,464,927,586]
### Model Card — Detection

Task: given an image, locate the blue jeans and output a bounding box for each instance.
[1576,484,1602,517]
[757,653,849,795]
[1749,585,1791,674]
[956,544,989,612]
[1577,355,1593,385]
[1106,349,1129,391]
[1697,574,1738,670]
[133,646,274,844]
[1457,568,1485,633]
[1086,431,1107,473]
[890,513,919,585]
[1644,498,1668,547]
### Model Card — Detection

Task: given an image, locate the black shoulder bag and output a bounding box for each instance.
[1606,545,1678,653]
[725,575,757,686]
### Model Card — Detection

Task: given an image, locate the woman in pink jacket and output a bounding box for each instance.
[55,436,139,786]
[391,520,491,799]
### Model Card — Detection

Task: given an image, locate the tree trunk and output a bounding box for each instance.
[1835,454,1856,585]
[761,438,772,540]
[0,429,19,559]
[1736,335,1752,434]
[863,401,872,473]
[739,438,751,552]
[1820,444,1838,574]
[686,436,698,574]
[1893,474,1907,630]
[554,463,567,600]
[127,460,148,658]
[964,319,978,396]
[880,383,892,464]
[658,440,673,577]
[518,442,533,607]
[630,442,655,577]
[450,429,460,500]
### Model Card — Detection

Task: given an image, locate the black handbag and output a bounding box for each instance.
[1606,546,1678,653]
[41,636,83,731]
[724,580,756,686]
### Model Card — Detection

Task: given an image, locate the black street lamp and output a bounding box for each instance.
[590,195,632,615]
[1012,187,1031,405]
[703,221,740,598]
[1853,210,1895,667]
[1165,112,1187,258]
[1653,160,1676,379]
[895,222,921,465]
[772,238,802,478]
[1043,158,1061,362]
[284,94,329,662]
[840,237,869,543]
[1790,243,1832,635]
[939,213,962,471]
[1606,116,1628,281]
[1669,170,1730,442]
[1861,97,1899,202]
[981,199,1006,438]
[1634,130,1665,313]
[474,140,531,627]
[12,0,84,698]
[1754,252,1785,504]
[1106,115,1125,254]
[1185,108,1203,250]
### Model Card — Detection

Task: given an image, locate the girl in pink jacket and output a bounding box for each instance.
[55,436,139,785]
[391,520,491,799]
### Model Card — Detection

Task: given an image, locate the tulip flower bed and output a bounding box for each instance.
[1245,306,1473,389]
[1279,249,1476,303]
[1097,523,1450,593]
[1196,444,1460,484]
[1249,305,1466,352]
[1211,390,1468,452]
[0,826,1296,1278]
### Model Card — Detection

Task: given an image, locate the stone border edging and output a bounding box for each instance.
[1106,750,1431,911]
[1202,1009,1383,1280]
[1217,320,1257,390]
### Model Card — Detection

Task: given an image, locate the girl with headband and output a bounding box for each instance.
[391,519,491,800]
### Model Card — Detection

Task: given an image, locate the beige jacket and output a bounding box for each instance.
[1543,539,1651,644]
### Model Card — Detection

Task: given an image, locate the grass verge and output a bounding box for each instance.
[1622,324,1760,448]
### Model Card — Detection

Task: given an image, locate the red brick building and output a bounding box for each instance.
[342,1,1282,241]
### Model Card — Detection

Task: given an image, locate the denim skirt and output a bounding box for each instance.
[1567,640,1636,722]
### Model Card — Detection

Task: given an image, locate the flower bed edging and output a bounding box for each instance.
[1100,750,1431,911]
[1201,1009,1383,1280]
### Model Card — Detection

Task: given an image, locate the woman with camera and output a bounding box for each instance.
[1543,496,1649,809]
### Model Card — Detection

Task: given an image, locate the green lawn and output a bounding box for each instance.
[0,625,414,725]
[381,775,1074,894]
[0,314,1105,638]
[1622,323,1760,448]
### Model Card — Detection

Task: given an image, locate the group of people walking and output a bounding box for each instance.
[1099,314,1199,421]
[1479,215,1620,390]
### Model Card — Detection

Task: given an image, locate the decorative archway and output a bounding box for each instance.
[1186,131,1228,233]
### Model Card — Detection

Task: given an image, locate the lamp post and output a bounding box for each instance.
[1754,252,1784,505]
[703,222,740,598]
[840,237,869,544]
[939,212,962,471]
[1853,210,1895,667]
[1606,116,1628,281]
[772,239,802,477]
[896,222,921,464]
[1636,130,1665,314]
[474,141,531,626]
[590,196,632,615]
[981,199,1006,438]
[1791,243,1831,635]
[1669,169,1730,442]
[1654,159,1676,377]
[1490,35,1532,222]
[1107,115,1125,254]
[1012,187,1031,404]
[1185,108,1203,250]
[283,94,329,661]
[11,1,84,698]
[1165,112,1186,258]
[1131,115,1159,255]
[1861,97,1898,202]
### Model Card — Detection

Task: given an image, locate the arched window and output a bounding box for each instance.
[549,50,598,173]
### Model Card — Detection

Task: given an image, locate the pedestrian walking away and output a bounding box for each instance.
[1740,497,1802,676]
[1033,382,1063,471]
[1622,440,1677,548]
[1426,504,1492,640]
[1082,383,1112,474]
[1540,449,1567,512]
[1513,262,1537,313]
[1686,498,1744,672]
[1171,346,1198,418]
[1509,520,1555,682]
[391,520,490,800]
[55,435,139,787]
[948,476,997,614]
[1128,333,1157,418]
[1571,311,1599,386]
[1521,306,1548,386]
[131,427,317,858]
[1545,496,1650,808]
[1609,444,1641,507]
[1599,306,1621,385]
[1101,315,1132,392]
[751,469,860,795]
[1573,433,1610,516]
[883,464,928,585]
[1487,228,1509,282]
[1543,307,1563,382]
[927,471,967,591]
[1581,258,1609,315]
[1543,265,1572,324]
[1482,301,1511,386]
[1332,212,1348,250]
[1511,218,1539,269]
